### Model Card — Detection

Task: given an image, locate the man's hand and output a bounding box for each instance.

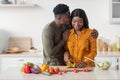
[76,62,87,68]
[64,51,70,62]
[63,30,69,41]
[91,29,99,39]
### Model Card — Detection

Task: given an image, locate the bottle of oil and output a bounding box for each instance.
[116,58,119,70]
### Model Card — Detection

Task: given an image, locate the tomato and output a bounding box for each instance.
[83,68,89,72]
[64,70,67,73]
[73,68,78,73]
[58,71,62,75]
[54,69,59,74]
[49,67,55,74]
[54,67,60,74]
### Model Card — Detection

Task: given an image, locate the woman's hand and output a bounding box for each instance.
[76,62,87,68]
[91,29,99,39]
[64,51,70,62]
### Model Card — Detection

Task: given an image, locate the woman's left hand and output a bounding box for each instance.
[76,62,87,68]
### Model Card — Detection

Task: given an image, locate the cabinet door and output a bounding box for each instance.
[0,57,40,72]
[110,0,120,23]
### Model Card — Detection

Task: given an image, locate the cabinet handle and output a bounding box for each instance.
[18,59,24,61]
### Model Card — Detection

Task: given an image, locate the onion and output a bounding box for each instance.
[31,65,40,74]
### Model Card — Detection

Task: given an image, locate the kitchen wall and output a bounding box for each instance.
[0,0,120,52]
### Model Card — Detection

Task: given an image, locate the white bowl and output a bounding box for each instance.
[95,61,111,70]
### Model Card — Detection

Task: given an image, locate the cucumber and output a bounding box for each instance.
[42,71,51,76]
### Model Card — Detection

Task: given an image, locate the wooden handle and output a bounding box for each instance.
[84,56,96,63]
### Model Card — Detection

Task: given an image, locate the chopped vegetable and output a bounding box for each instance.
[63,70,67,73]
[58,71,62,75]
[95,61,111,70]
[73,68,78,73]
[83,68,89,72]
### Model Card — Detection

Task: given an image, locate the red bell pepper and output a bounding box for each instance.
[24,65,31,74]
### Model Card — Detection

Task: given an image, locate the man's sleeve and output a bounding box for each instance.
[42,27,65,57]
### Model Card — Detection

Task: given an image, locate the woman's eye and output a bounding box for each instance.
[73,21,83,24]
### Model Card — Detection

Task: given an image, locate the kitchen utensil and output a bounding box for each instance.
[84,56,96,63]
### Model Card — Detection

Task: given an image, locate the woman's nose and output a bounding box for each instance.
[75,22,79,26]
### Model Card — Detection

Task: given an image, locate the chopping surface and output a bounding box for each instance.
[51,66,93,72]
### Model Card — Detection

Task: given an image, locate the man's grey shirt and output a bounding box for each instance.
[42,21,71,66]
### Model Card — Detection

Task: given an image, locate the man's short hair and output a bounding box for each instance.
[53,4,69,15]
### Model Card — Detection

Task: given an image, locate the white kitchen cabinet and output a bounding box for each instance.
[109,0,120,23]
[0,52,43,72]
[0,57,43,72]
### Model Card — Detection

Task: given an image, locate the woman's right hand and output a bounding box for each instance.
[76,62,87,68]
[64,51,70,62]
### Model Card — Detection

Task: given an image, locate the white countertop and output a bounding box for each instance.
[0,67,119,80]
[0,51,120,57]
[0,52,43,57]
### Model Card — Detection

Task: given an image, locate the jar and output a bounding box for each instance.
[102,42,108,52]
[117,37,120,52]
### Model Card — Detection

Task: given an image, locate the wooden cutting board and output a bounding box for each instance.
[8,37,32,51]
[51,66,93,72]
[6,50,23,53]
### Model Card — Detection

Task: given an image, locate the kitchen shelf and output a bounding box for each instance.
[0,3,38,7]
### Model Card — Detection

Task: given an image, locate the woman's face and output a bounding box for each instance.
[72,16,84,31]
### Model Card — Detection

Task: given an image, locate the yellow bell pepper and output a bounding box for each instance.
[40,64,49,72]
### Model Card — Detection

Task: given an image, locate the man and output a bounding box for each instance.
[42,4,98,66]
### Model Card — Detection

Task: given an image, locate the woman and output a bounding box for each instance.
[64,9,97,68]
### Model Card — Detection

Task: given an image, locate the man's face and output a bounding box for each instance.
[60,11,70,26]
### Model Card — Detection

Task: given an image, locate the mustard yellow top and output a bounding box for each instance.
[65,28,97,67]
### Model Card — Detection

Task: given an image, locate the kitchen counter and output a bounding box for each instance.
[0,66,119,80]
[0,52,43,57]
[0,52,120,80]
[0,51,120,57]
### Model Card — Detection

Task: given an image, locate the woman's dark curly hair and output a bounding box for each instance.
[71,8,89,28]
